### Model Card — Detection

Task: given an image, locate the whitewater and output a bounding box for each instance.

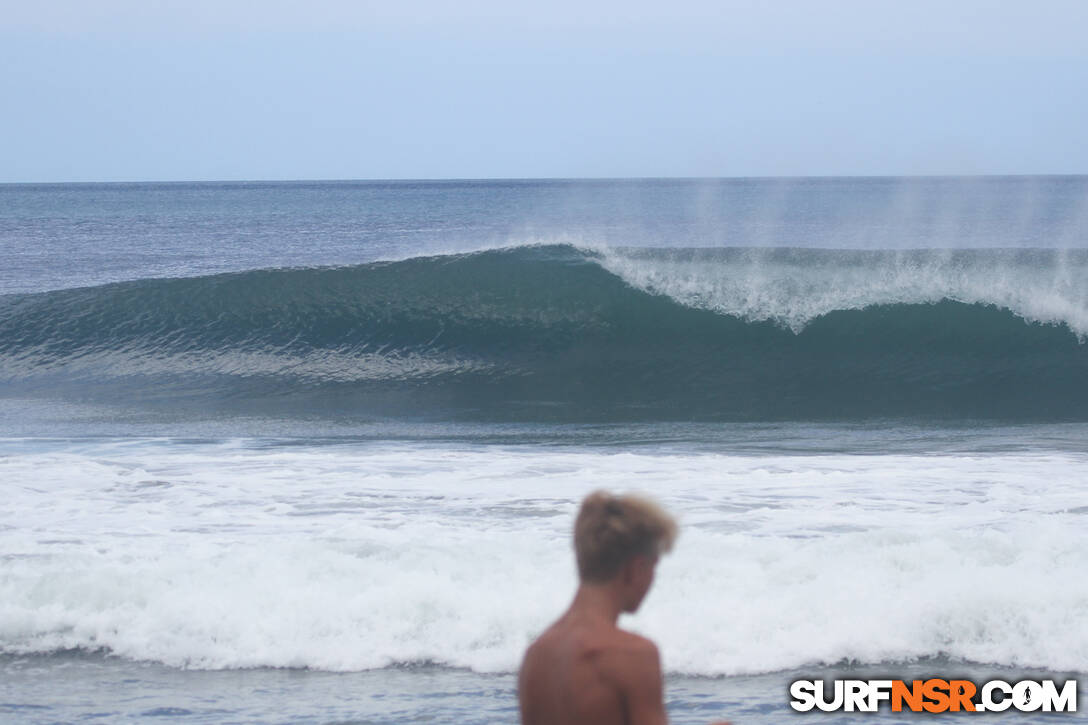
[4,438,1088,673]
[2,177,1087,723]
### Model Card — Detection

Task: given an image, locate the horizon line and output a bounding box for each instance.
[3,172,1087,186]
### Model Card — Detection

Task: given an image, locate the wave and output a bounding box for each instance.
[1,244,1087,421]
[3,443,1087,675]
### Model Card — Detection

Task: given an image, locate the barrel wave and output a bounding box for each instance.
[2,244,1086,421]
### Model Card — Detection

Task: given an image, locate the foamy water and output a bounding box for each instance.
[4,438,1086,675]
[597,246,1088,337]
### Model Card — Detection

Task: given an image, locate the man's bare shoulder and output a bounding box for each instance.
[525,617,655,657]
[598,629,660,679]
[610,628,657,654]
[519,619,660,696]
[519,618,633,725]
[520,620,573,662]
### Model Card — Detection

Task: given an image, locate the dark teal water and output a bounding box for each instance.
[2,244,1087,423]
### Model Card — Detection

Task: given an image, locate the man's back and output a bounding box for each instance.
[519,611,666,725]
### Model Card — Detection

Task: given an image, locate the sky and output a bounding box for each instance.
[2,0,1087,182]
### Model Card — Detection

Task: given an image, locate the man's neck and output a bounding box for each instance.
[568,582,624,625]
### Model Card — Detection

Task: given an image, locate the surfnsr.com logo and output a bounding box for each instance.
[790,679,1077,713]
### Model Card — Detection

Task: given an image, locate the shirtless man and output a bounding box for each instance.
[519,491,730,725]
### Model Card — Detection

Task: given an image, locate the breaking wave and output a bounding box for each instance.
[1,244,1086,421]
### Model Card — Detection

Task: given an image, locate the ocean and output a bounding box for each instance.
[1,177,1086,723]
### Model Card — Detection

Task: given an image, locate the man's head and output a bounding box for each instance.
[573,490,678,612]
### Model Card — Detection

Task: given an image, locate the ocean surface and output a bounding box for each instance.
[2,177,1087,723]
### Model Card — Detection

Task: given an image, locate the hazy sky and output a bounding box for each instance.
[3,1,1087,181]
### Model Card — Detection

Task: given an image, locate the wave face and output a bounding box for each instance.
[2,244,1087,421]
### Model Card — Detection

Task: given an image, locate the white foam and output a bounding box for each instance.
[2,440,1087,674]
[594,247,1088,337]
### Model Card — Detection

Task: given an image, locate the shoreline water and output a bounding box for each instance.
[3,653,1083,724]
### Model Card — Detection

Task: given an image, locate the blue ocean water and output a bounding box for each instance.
[2,178,1087,723]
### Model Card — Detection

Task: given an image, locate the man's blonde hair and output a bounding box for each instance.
[573,490,678,582]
